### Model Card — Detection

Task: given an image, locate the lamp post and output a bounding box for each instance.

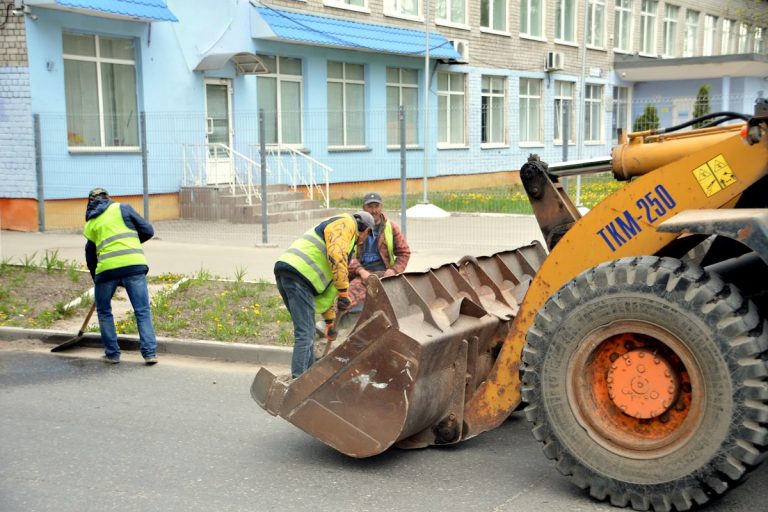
[422,0,430,205]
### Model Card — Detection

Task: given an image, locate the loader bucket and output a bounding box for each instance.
[251,242,547,458]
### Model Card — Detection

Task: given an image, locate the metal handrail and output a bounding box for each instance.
[249,145,333,208]
[181,143,266,206]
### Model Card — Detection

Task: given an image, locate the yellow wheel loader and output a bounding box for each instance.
[252,100,768,511]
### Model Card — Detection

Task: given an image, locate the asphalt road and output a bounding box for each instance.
[2,348,767,512]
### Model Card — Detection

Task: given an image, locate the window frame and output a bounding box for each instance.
[586,0,606,49]
[683,10,699,57]
[722,19,735,55]
[554,80,575,145]
[386,67,419,148]
[613,0,633,53]
[256,54,304,148]
[738,23,750,54]
[62,32,140,152]
[662,4,679,58]
[481,75,507,147]
[519,77,543,146]
[755,27,765,54]
[703,14,717,56]
[323,0,370,13]
[384,0,422,21]
[480,0,508,34]
[327,61,366,150]
[436,72,467,148]
[555,0,577,43]
[435,0,468,27]
[612,86,631,143]
[640,0,658,56]
[520,0,544,39]
[584,83,604,144]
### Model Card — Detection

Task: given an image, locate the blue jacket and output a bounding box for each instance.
[84,198,154,284]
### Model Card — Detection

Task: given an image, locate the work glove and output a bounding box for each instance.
[383,268,396,278]
[325,319,338,341]
[337,290,351,312]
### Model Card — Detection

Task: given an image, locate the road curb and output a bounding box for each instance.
[0,326,292,366]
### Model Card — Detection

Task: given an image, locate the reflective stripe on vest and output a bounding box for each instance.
[84,203,147,275]
[383,221,395,267]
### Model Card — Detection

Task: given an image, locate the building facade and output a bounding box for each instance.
[0,0,766,230]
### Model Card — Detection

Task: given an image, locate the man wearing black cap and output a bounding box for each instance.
[84,188,158,365]
[348,192,411,309]
[274,211,374,378]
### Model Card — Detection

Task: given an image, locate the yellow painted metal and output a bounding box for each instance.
[612,125,741,180]
[463,129,768,437]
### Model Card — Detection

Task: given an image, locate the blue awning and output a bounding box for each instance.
[251,6,461,60]
[27,0,178,22]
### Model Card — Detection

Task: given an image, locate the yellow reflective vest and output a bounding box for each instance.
[84,203,147,275]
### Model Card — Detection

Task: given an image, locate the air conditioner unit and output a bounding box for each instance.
[450,40,470,63]
[545,51,564,71]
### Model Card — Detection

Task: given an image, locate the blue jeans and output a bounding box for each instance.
[94,273,157,360]
[275,272,315,378]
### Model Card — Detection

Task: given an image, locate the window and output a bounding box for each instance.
[683,10,699,57]
[554,81,575,145]
[63,32,138,149]
[584,84,603,143]
[586,0,606,48]
[703,15,717,56]
[481,0,507,32]
[325,0,367,9]
[738,23,750,53]
[327,62,365,148]
[386,67,419,147]
[436,0,466,25]
[521,0,544,38]
[555,0,577,42]
[437,72,466,146]
[481,75,506,145]
[384,0,420,17]
[722,19,735,55]
[257,55,303,146]
[519,78,543,145]
[662,5,679,57]
[756,28,765,53]
[640,0,658,55]
[614,0,633,52]
[612,86,630,143]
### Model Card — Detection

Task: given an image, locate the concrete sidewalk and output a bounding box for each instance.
[0,213,544,366]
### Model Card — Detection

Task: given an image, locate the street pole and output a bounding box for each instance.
[422,0,430,204]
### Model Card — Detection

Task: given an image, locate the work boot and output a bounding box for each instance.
[144,357,158,366]
[101,355,120,364]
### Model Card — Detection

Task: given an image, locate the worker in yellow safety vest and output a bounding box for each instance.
[274,211,374,378]
[84,188,158,365]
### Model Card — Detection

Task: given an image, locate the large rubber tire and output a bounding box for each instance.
[522,257,768,512]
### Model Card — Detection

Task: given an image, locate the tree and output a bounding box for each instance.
[692,84,712,128]
[633,104,660,132]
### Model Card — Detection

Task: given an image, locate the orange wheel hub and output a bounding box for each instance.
[607,349,678,419]
[568,321,703,457]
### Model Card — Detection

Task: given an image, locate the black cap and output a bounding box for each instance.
[88,187,109,201]
[363,192,382,205]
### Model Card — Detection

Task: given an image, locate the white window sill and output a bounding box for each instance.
[555,39,579,47]
[328,145,371,153]
[587,45,608,52]
[520,34,547,43]
[613,48,633,54]
[480,143,509,149]
[386,145,422,151]
[435,19,470,31]
[324,1,371,14]
[479,27,511,37]
[69,146,141,154]
[383,11,423,23]
[585,141,605,145]
[437,144,469,150]
[519,142,544,148]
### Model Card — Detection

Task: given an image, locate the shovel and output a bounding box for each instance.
[50,302,97,353]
